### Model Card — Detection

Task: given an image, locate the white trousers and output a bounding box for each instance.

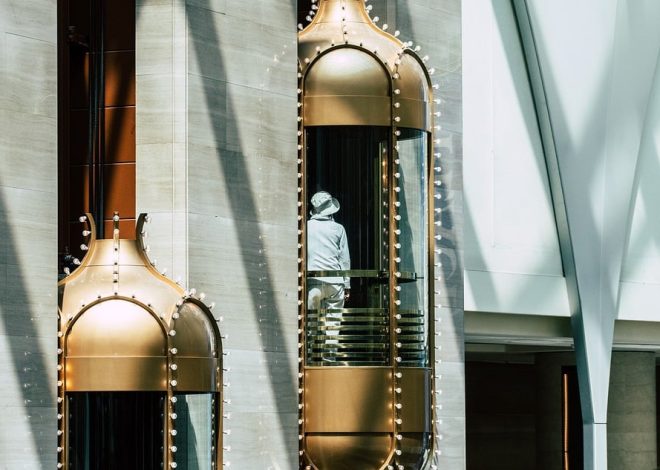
[308,283,344,347]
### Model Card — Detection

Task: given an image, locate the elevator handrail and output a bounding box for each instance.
[307,270,418,282]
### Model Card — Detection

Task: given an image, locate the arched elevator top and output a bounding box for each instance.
[57,213,223,469]
[297,1,437,469]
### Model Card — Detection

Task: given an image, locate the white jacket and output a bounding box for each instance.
[307,214,351,287]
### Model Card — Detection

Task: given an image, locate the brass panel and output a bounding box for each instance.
[171,302,218,357]
[299,1,404,72]
[305,433,393,470]
[304,48,390,98]
[397,53,430,103]
[398,99,430,132]
[398,368,432,433]
[171,357,220,392]
[66,357,167,391]
[66,299,167,357]
[83,239,145,266]
[305,368,393,433]
[60,267,179,321]
[304,96,391,126]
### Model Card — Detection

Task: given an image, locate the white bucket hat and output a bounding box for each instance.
[310,191,340,216]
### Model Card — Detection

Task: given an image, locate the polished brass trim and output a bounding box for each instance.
[58,212,97,286]
[299,0,436,466]
[303,96,391,126]
[307,307,391,314]
[58,214,223,469]
[298,67,309,460]
[305,434,394,470]
[423,47,438,462]
[389,77,401,464]
[305,368,393,433]
[302,45,393,128]
[308,269,386,278]
[307,269,417,281]
[398,98,429,131]
[167,357,219,392]
[64,296,168,348]
[65,357,167,391]
[399,368,432,433]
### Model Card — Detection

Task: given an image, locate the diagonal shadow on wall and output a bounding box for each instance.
[183,1,298,467]
[0,194,55,468]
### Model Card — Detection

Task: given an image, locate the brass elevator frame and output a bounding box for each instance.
[57,214,223,469]
[297,1,437,468]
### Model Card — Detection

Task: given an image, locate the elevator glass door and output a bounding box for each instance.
[396,128,429,367]
[67,392,164,469]
[172,393,216,469]
[305,126,391,366]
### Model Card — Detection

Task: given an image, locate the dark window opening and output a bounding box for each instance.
[67,392,164,470]
[562,366,583,470]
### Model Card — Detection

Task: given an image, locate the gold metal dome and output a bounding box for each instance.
[65,299,168,391]
[299,0,432,130]
[58,214,222,393]
[57,213,223,469]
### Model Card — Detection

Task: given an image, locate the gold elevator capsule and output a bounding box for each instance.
[298,1,436,469]
[57,214,223,469]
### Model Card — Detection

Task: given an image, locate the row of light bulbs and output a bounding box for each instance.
[57,214,229,468]
[296,3,446,464]
[57,3,448,467]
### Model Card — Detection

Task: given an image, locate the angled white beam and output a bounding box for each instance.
[512,0,660,468]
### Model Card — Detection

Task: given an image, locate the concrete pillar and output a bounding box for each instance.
[583,423,608,470]
[608,351,656,469]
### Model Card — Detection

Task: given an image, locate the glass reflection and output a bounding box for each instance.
[173,393,216,469]
[397,129,429,367]
[305,127,430,368]
[306,126,390,366]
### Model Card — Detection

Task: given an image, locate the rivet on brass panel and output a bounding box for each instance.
[58,214,224,469]
[298,1,436,468]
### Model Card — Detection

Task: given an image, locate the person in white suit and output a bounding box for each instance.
[307,191,351,361]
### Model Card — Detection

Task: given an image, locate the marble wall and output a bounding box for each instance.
[137,0,299,467]
[0,0,58,466]
[608,352,656,469]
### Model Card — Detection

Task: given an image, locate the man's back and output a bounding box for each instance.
[307,214,350,287]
